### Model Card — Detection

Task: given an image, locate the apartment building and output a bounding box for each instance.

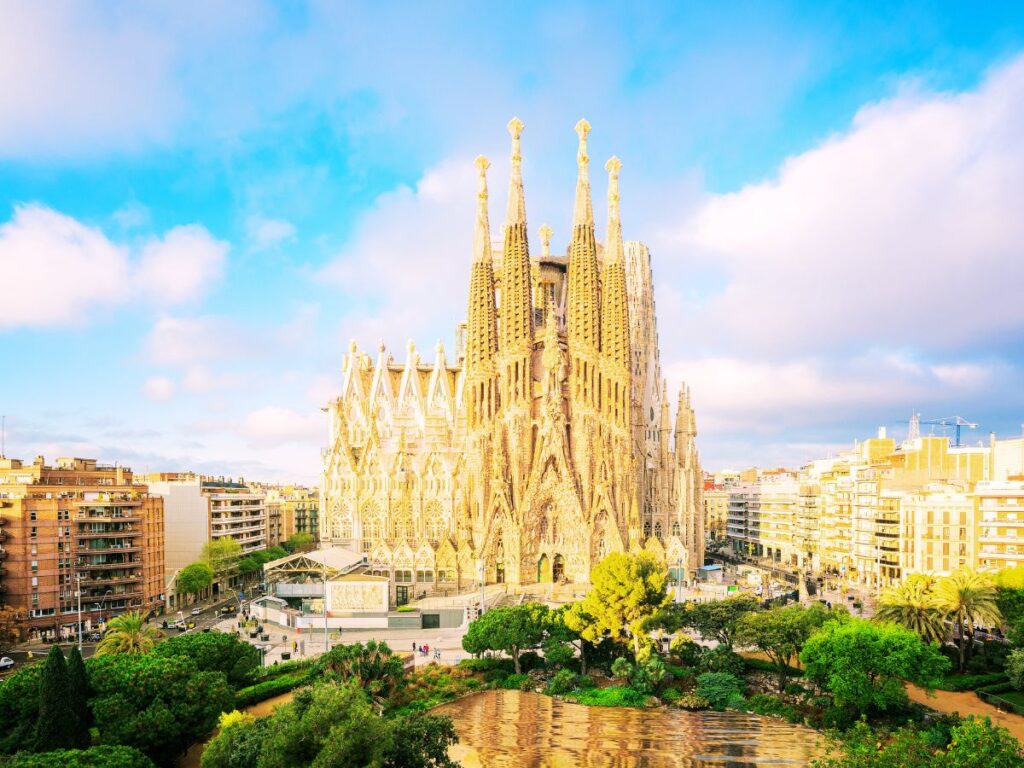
[0,457,165,639]
[723,430,1024,585]
[703,486,729,541]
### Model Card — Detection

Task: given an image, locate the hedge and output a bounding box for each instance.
[251,657,315,681]
[975,679,1024,717]
[933,672,1007,691]
[234,670,312,708]
[742,657,804,677]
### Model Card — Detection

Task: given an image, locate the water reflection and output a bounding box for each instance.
[436,690,821,767]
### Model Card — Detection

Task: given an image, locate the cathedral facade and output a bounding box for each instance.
[321,119,703,593]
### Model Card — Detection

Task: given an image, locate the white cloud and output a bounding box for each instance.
[145,316,241,366]
[0,205,131,328]
[318,157,478,350]
[136,225,228,305]
[239,406,323,447]
[246,215,297,252]
[112,201,151,229]
[0,4,180,157]
[0,205,227,330]
[674,56,1024,354]
[142,376,176,401]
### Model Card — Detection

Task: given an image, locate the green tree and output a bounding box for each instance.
[461,603,549,674]
[695,671,743,710]
[317,640,406,700]
[674,594,760,650]
[1006,648,1024,690]
[942,716,1024,767]
[800,618,950,718]
[736,603,832,692]
[6,746,157,768]
[66,645,92,748]
[874,574,947,644]
[0,662,43,754]
[35,645,77,752]
[383,713,459,768]
[177,562,214,603]
[96,611,163,656]
[201,712,269,768]
[555,602,596,674]
[153,630,259,688]
[201,538,243,590]
[285,532,315,553]
[87,653,234,766]
[933,569,1002,672]
[575,552,669,656]
[0,605,27,657]
[256,682,388,768]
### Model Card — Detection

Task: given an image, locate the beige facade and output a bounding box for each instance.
[725,432,1024,585]
[0,457,165,638]
[322,120,703,592]
[703,487,729,541]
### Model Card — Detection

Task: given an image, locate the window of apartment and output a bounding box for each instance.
[29,511,37,521]
[30,526,37,538]
[31,592,39,604]
[31,560,38,572]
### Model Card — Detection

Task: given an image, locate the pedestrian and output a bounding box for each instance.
[412,641,417,652]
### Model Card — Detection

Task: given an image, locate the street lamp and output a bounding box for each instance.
[476,559,485,616]
[75,574,83,650]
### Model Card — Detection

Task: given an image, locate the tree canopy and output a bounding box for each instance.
[96,611,163,656]
[462,603,549,674]
[284,532,315,552]
[933,569,1002,672]
[153,630,259,688]
[35,645,77,752]
[874,574,947,644]
[736,603,833,691]
[177,562,214,599]
[575,552,669,656]
[0,605,27,657]
[800,618,950,718]
[317,640,406,701]
[673,594,761,650]
[202,539,243,582]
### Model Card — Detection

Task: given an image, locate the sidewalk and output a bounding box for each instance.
[907,684,1024,744]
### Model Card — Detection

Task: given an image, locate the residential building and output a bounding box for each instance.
[0,456,165,640]
[703,486,729,541]
[975,481,1024,569]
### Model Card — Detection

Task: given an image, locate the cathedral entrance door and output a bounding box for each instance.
[496,563,505,584]
[537,555,551,583]
[552,554,565,583]
[396,586,409,607]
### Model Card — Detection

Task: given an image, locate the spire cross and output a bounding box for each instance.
[507,117,524,164]
[575,118,591,167]
[473,155,492,263]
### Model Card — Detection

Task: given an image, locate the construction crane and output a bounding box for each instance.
[916,415,978,447]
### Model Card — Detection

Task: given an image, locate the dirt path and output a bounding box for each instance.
[906,684,1024,743]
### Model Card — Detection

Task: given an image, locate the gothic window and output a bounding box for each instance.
[393,502,414,540]
[671,521,680,538]
[654,522,663,539]
[643,520,652,538]
[362,503,384,543]
[598,536,607,559]
[424,501,447,544]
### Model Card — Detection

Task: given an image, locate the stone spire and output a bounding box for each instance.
[464,155,499,427]
[500,117,534,406]
[539,224,552,260]
[505,116,526,225]
[601,156,631,427]
[566,119,602,409]
[572,119,593,228]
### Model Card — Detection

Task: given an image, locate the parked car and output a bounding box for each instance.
[191,608,202,616]
[86,631,103,642]
[221,604,237,614]
[0,657,15,671]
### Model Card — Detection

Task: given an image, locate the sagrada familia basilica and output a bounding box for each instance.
[321,119,703,592]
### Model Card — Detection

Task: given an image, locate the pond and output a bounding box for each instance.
[435,689,822,767]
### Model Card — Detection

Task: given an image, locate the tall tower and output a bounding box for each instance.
[498,117,534,509]
[566,120,602,508]
[601,156,631,430]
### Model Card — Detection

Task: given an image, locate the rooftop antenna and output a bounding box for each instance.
[906,411,920,444]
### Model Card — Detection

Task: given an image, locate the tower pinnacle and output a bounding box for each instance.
[539,224,552,259]
[506,117,526,225]
[572,119,593,228]
[605,156,623,264]
[473,155,492,264]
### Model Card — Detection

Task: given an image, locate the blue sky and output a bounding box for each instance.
[2,1,1024,482]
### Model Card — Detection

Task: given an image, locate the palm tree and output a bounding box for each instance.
[95,611,163,656]
[933,568,1002,672]
[875,574,947,644]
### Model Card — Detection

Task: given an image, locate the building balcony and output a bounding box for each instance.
[81,575,142,588]
[76,529,140,540]
[77,545,141,556]
[79,559,141,571]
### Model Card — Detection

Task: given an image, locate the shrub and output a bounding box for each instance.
[700,646,745,677]
[5,746,156,767]
[519,650,544,672]
[669,635,703,667]
[498,673,532,691]
[571,685,648,708]
[234,671,312,708]
[1006,649,1024,691]
[542,639,576,669]
[610,656,633,681]
[675,692,710,710]
[545,669,579,696]
[396,605,418,612]
[153,630,259,688]
[935,672,1008,692]
[458,657,514,675]
[743,656,804,677]
[660,687,681,704]
[696,672,743,710]
[746,693,802,723]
